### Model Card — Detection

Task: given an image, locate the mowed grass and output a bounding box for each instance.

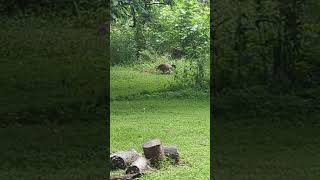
[214,119,320,180]
[0,17,107,123]
[110,67,210,179]
[0,17,107,179]
[111,66,173,98]
[110,65,320,179]
[0,121,106,180]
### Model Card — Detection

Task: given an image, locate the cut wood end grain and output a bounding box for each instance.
[142,139,165,167]
[142,139,162,148]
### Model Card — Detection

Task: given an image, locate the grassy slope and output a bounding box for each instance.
[110,66,210,179]
[0,18,107,179]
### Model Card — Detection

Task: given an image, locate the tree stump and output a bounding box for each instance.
[142,139,165,167]
[125,156,149,174]
[110,149,140,169]
[163,146,180,164]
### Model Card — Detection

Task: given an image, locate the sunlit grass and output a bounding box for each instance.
[111,98,210,179]
[110,64,210,179]
[111,66,173,98]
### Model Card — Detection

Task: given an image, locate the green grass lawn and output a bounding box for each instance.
[0,17,107,124]
[110,65,320,180]
[110,66,210,179]
[0,17,107,179]
[110,66,173,98]
[214,118,320,180]
[0,121,106,180]
[111,98,210,179]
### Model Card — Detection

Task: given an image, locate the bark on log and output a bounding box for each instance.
[110,173,142,180]
[163,146,180,164]
[110,149,140,169]
[142,139,165,166]
[125,156,149,174]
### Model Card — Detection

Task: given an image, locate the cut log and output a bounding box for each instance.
[125,156,149,174]
[163,146,180,164]
[110,149,140,169]
[110,173,142,180]
[142,139,165,166]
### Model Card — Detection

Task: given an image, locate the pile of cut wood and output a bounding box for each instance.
[110,139,180,180]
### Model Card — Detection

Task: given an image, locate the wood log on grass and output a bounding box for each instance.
[142,139,165,167]
[125,156,149,174]
[110,149,140,169]
[163,145,180,164]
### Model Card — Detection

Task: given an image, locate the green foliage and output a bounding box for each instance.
[0,0,109,28]
[170,57,209,90]
[110,24,137,65]
[147,0,209,57]
[213,0,320,92]
[111,0,210,89]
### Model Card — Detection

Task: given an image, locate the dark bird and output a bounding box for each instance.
[156,64,176,74]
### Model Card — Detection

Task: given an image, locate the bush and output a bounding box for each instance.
[170,57,209,90]
[110,25,136,65]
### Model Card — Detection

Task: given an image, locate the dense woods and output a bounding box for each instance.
[212,0,320,91]
[110,0,210,90]
[210,0,320,120]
